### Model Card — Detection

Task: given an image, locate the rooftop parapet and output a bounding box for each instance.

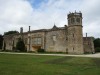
[68,11,82,18]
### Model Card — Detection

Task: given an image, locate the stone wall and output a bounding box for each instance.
[45,29,67,52]
[3,35,14,50]
[3,27,95,54]
[83,37,95,53]
[28,31,45,52]
[68,25,84,54]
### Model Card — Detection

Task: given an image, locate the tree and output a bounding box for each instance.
[4,31,19,35]
[0,35,3,49]
[94,38,100,48]
[94,38,100,52]
[16,38,26,52]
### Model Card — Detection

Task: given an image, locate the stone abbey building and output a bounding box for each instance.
[3,12,95,54]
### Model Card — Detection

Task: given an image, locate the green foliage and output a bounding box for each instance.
[94,38,100,52]
[94,38,100,48]
[95,47,100,52]
[16,38,26,52]
[0,35,3,49]
[4,31,19,35]
[37,48,45,53]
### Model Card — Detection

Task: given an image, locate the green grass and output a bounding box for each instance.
[0,53,100,75]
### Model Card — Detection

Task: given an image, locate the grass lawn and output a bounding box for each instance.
[0,53,100,75]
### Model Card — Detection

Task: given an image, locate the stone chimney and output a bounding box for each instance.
[29,26,30,32]
[86,33,87,40]
[86,33,87,37]
[20,27,23,33]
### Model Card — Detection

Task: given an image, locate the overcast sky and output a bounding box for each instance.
[0,0,100,38]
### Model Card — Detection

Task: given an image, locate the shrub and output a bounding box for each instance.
[37,48,45,53]
[0,35,3,49]
[95,47,100,52]
[16,38,26,52]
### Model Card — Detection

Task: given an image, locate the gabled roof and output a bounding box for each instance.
[52,25,58,29]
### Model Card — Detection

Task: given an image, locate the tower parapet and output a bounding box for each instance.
[68,11,82,26]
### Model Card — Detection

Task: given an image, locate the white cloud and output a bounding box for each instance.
[0,0,100,38]
[0,0,33,32]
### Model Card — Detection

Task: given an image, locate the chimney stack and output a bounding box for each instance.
[29,26,30,32]
[20,27,23,33]
[86,33,87,37]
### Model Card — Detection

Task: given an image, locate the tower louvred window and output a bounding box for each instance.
[76,18,80,23]
[71,18,75,24]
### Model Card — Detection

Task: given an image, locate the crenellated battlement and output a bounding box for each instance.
[68,11,82,18]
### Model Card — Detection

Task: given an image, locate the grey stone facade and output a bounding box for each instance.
[2,12,95,54]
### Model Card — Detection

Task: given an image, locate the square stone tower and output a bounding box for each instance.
[67,11,84,54]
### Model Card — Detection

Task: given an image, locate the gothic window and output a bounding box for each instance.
[33,38,37,44]
[32,37,42,45]
[76,18,80,23]
[37,38,42,44]
[53,35,56,41]
[71,18,75,24]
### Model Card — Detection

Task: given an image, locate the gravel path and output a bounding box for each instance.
[0,52,100,58]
